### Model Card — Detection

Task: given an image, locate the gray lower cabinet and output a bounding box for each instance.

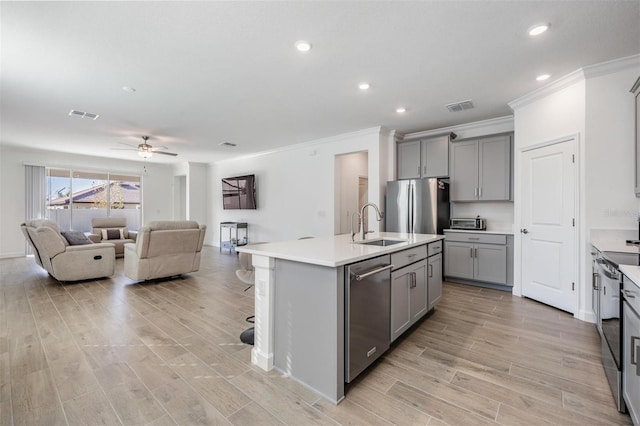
[391,259,427,341]
[444,231,512,286]
[397,135,449,180]
[450,134,511,201]
[390,241,443,342]
[623,278,640,425]
[427,252,442,309]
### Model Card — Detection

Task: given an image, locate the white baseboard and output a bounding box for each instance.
[0,252,26,259]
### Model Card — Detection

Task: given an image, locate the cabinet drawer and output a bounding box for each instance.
[391,245,427,270]
[444,232,506,245]
[428,240,443,256]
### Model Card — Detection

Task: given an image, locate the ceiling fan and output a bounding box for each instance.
[112,136,178,158]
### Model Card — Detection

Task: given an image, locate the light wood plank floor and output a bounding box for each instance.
[0,246,632,425]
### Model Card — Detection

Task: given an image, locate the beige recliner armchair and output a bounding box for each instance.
[124,220,206,281]
[88,217,137,258]
[21,219,116,282]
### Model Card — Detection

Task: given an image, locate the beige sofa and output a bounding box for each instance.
[124,220,206,281]
[21,219,116,282]
[88,217,137,258]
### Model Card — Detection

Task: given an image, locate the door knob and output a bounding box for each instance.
[520,228,529,234]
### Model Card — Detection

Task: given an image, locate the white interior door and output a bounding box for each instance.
[520,138,576,313]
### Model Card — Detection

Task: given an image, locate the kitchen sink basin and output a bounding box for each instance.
[357,239,406,247]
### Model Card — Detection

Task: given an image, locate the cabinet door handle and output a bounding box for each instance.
[474,188,478,197]
[474,248,478,258]
[592,272,599,290]
[428,264,433,278]
[418,166,421,175]
[604,286,606,296]
[479,187,483,197]
[623,289,637,299]
[470,247,473,258]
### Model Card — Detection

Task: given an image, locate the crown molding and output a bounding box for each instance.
[400,116,514,141]
[509,54,640,111]
[508,68,585,111]
[582,54,640,79]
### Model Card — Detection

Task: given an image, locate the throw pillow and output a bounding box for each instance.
[61,231,92,246]
[101,228,124,240]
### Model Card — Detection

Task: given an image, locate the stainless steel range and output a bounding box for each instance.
[592,247,639,413]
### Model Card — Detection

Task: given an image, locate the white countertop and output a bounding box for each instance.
[236,232,444,267]
[619,265,640,289]
[444,229,514,235]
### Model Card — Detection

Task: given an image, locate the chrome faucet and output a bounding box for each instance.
[350,212,361,242]
[360,202,384,240]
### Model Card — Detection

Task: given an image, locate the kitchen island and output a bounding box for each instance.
[236,232,444,403]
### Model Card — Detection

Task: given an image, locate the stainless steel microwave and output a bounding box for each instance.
[450,217,486,230]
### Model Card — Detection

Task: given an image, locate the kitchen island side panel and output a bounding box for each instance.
[274,259,345,403]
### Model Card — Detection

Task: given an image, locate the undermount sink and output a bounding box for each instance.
[356,239,406,247]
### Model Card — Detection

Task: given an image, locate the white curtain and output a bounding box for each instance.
[24,165,46,254]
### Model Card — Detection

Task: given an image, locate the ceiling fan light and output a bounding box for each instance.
[138,150,153,159]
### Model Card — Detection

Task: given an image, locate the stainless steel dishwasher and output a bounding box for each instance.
[345,254,393,382]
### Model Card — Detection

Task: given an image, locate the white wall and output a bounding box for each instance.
[187,163,208,225]
[0,145,175,258]
[585,66,640,230]
[208,127,387,246]
[450,202,514,231]
[511,55,640,322]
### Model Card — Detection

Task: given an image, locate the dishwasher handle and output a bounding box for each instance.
[354,264,394,281]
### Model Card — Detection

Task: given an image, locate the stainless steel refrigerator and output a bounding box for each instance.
[385,178,450,234]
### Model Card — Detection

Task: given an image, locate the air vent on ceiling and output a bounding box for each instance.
[445,100,474,113]
[68,109,99,120]
[219,142,237,147]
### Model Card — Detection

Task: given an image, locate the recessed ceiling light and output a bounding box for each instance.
[536,74,551,81]
[122,86,136,93]
[358,82,371,90]
[294,40,312,52]
[528,23,549,36]
[396,107,406,114]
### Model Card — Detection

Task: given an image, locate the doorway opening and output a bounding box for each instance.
[334,151,368,235]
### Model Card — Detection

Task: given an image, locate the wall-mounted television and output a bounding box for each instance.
[222,174,257,210]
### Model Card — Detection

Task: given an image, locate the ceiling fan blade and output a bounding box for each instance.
[149,146,169,151]
[110,147,138,151]
[117,141,139,148]
[153,151,178,156]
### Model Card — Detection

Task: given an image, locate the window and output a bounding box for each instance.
[46,168,141,232]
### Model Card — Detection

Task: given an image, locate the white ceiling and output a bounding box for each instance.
[2,1,639,164]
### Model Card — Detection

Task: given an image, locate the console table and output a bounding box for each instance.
[220,222,248,253]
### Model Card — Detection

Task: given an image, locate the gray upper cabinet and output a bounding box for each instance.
[421,135,449,178]
[450,134,511,201]
[397,140,421,179]
[632,76,640,197]
[450,140,478,201]
[397,135,449,180]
